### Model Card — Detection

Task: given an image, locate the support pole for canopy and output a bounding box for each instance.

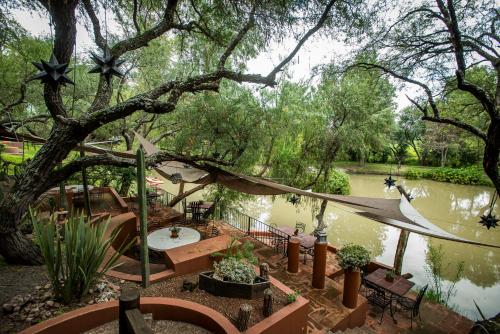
[79,144,91,217]
[394,230,410,275]
[136,148,150,287]
[58,163,68,210]
[394,186,413,274]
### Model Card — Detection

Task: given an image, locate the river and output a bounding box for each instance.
[160,173,499,320]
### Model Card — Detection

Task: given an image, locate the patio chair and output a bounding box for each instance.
[394,284,428,329]
[295,222,306,233]
[367,288,392,324]
[359,269,384,297]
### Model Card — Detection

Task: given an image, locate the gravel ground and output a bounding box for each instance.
[140,271,289,330]
[85,320,213,334]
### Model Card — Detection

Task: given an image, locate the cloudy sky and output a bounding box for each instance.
[12,8,417,110]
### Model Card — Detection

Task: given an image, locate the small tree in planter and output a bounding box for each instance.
[336,244,371,308]
[199,238,269,299]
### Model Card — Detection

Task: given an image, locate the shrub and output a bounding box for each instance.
[32,210,135,304]
[424,244,464,307]
[286,290,301,304]
[336,243,371,270]
[213,257,257,284]
[405,168,422,180]
[328,169,350,195]
[212,237,258,265]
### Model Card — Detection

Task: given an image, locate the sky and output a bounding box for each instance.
[12,7,418,111]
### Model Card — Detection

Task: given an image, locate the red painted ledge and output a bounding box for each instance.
[19,297,239,334]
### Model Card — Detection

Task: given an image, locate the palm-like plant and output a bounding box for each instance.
[32,210,134,304]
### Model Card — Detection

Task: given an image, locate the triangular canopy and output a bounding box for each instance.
[135,132,499,249]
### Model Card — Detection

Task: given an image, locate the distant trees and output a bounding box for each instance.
[355,0,499,193]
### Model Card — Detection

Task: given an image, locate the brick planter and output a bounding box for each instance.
[199,271,270,299]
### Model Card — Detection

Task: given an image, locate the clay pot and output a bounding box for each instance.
[170,231,179,238]
[342,267,361,309]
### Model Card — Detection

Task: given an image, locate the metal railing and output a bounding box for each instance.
[214,206,290,256]
[148,189,289,256]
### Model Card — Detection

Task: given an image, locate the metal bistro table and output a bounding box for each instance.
[147,227,201,251]
[365,268,415,322]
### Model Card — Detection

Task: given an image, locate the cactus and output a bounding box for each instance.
[136,148,150,287]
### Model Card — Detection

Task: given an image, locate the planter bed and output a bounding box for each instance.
[141,271,288,330]
[198,271,270,299]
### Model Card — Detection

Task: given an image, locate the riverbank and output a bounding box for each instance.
[333,162,493,187]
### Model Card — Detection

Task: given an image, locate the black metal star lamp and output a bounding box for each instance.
[88,48,125,83]
[384,175,396,188]
[31,54,74,87]
[478,191,498,229]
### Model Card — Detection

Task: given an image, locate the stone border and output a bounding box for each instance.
[19,297,239,334]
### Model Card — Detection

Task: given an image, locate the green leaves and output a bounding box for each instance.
[336,243,371,270]
[31,210,134,304]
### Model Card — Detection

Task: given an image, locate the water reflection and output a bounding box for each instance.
[159,173,500,319]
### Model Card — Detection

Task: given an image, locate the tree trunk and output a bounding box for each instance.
[483,120,500,194]
[314,199,328,235]
[0,229,42,265]
[393,229,409,275]
[168,183,209,207]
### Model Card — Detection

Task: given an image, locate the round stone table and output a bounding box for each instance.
[147,227,201,251]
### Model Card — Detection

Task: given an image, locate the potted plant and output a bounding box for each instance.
[169,226,181,238]
[385,270,396,282]
[199,238,270,299]
[336,243,371,309]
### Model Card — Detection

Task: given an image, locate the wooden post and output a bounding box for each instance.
[237,304,252,331]
[259,263,269,280]
[394,229,410,275]
[79,144,91,217]
[137,148,150,287]
[58,177,67,210]
[119,288,140,334]
[263,288,273,317]
[394,186,412,275]
[287,238,300,273]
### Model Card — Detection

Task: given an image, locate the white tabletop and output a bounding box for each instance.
[147,227,201,251]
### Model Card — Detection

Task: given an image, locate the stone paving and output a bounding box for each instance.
[213,220,474,334]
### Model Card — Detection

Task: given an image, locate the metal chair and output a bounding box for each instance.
[394,284,428,329]
[295,222,305,233]
[367,288,392,324]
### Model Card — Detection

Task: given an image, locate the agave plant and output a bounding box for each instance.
[31,209,135,304]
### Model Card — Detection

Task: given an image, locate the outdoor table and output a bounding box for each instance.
[365,268,415,321]
[276,226,316,263]
[147,227,201,251]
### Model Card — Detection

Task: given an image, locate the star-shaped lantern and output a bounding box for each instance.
[89,48,125,83]
[384,175,396,188]
[478,212,499,230]
[288,194,301,206]
[31,54,74,87]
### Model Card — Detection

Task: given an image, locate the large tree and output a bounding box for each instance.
[354,0,499,193]
[0,0,370,264]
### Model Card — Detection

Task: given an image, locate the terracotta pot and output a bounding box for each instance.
[171,231,179,238]
[385,276,394,282]
[342,267,361,309]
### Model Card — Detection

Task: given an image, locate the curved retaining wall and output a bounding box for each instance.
[19,297,239,334]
